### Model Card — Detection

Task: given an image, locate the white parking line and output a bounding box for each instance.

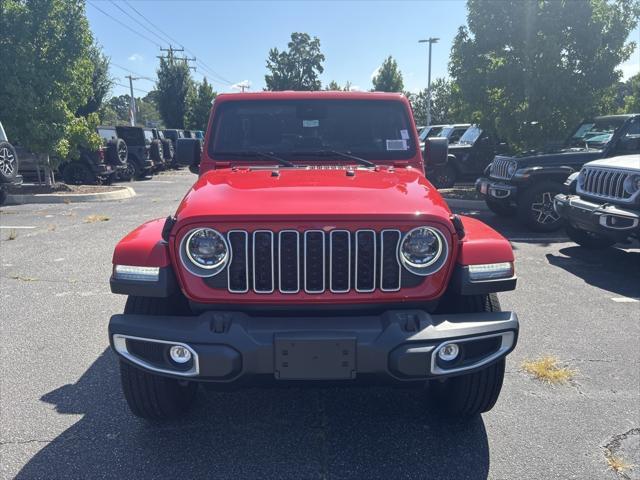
[611,297,640,303]
[509,237,567,242]
[142,180,174,184]
[0,226,36,229]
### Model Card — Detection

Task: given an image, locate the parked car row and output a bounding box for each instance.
[0,123,205,195]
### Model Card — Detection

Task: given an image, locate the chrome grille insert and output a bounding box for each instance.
[380,230,401,292]
[252,230,274,293]
[278,230,300,293]
[304,230,325,294]
[579,167,633,202]
[329,230,351,293]
[490,158,514,180]
[355,230,376,292]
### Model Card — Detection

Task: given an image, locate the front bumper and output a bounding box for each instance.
[109,309,518,384]
[554,194,640,240]
[476,177,518,200]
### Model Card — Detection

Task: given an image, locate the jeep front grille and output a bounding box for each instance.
[226,229,402,294]
[490,158,515,180]
[579,167,633,202]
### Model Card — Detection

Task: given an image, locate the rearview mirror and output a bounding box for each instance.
[424,137,449,167]
[175,138,201,173]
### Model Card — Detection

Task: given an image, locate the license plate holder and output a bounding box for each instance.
[274,335,356,380]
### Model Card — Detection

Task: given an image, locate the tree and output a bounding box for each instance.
[265,32,325,91]
[0,0,99,183]
[623,73,640,113]
[372,56,404,92]
[187,78,216,130]
[450,0,640,149]
[76,43,112,117]
[408,79,466,125]
[100,92,163,126]
[156,54,194,128]
[325,80,342,91]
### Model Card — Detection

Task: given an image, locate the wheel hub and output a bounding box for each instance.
[530,191,560,224]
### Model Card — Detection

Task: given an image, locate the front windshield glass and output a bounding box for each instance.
[458,126,482,145]
[209,99,416,160]
[419,126,443,141]
[568,118,623,147]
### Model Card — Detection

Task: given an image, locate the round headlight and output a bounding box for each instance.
[623,174,640,195]
[507,162,517,177]
[399,227,447,275]
[182,228,229,275]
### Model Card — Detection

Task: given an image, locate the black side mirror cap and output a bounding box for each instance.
[424,137,449,167]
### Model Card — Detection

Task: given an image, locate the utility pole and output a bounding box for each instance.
[125,75,139,126]
[418,37,439,126]
[158,45,196,71]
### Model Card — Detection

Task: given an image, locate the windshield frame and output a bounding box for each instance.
[207,98,418,163]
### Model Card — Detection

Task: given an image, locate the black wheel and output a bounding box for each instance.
[428,163,457,189]
[106,138,128,166]
[0,141,19,182]
[117,161,135,182]
[63,162,95,185]
[430,293,506,418]
[119,296,197,420]
[150,139,164,164]
[485,197,517,217]
[517,181,564,232]
[565,223,616,249]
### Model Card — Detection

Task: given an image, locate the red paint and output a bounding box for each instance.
[112,219,170,267]
[111,92,515,305]
[456,216,515,265]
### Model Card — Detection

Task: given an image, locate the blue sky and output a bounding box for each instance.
[87,0,640,98]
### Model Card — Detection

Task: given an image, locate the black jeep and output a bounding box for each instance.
[60,126,128,185]
[476,114,640,232]
[115,126,155,180]
[162,129,185,167]
[429,125,508,188]
[0,121,22,205]
[145,128,174,166]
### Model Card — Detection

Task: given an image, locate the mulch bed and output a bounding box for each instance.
[8,183,124,195]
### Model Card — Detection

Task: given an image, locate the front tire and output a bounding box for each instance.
[428,163,457,189]
[63,162,95,185]
[430,293,506,418]
[565,223,616,249]
[118,296,197,420]
[517,181,564,232]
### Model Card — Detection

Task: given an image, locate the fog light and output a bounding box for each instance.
[169,345,192,364]
[114,265,160,282]
[438,343,460,362]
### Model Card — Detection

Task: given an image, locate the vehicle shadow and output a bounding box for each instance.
[546,246,640,297]
[16,350,490,480]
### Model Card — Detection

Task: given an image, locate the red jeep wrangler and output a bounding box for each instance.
[109,92,518,420]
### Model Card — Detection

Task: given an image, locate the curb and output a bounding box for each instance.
[6,186,136,205]
[442,197,489,211]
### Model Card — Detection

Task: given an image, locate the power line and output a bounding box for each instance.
[110,62,154,82]
[87,2,162,48]
[114,82,149,95]
[109,0,171,48]
[120,0,233,85]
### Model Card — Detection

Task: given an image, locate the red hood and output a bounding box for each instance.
[174,167,452,224]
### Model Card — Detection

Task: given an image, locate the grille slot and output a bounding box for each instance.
[225,228,404,294]
[278,231,300,293]
[380,230,401,291]
[355,230,376,292]
[490,158,513,180]
[252,231,274,293]
[330,230,351,293]
[580,167,632,201]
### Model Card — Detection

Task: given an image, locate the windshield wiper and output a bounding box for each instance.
[291,150,376,168]
[215,151,294,168]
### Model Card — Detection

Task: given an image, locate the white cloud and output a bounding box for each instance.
[128,53,143,62]
[231,80,251,91]
[370,67,380,81]
[348,85,362,91]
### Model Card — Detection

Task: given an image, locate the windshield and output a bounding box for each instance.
[419,126,443,141]
[567,119,624,147]
[458,126,482,145]
[209,99,416,161]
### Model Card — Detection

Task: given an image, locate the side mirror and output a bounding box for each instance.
[175,138,201,173]
[616,136,640,153]
[424,137,449,167]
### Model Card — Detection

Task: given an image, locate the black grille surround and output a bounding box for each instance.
[219,228,417,294]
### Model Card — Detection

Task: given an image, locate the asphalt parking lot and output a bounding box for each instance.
[1,170,638,480]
